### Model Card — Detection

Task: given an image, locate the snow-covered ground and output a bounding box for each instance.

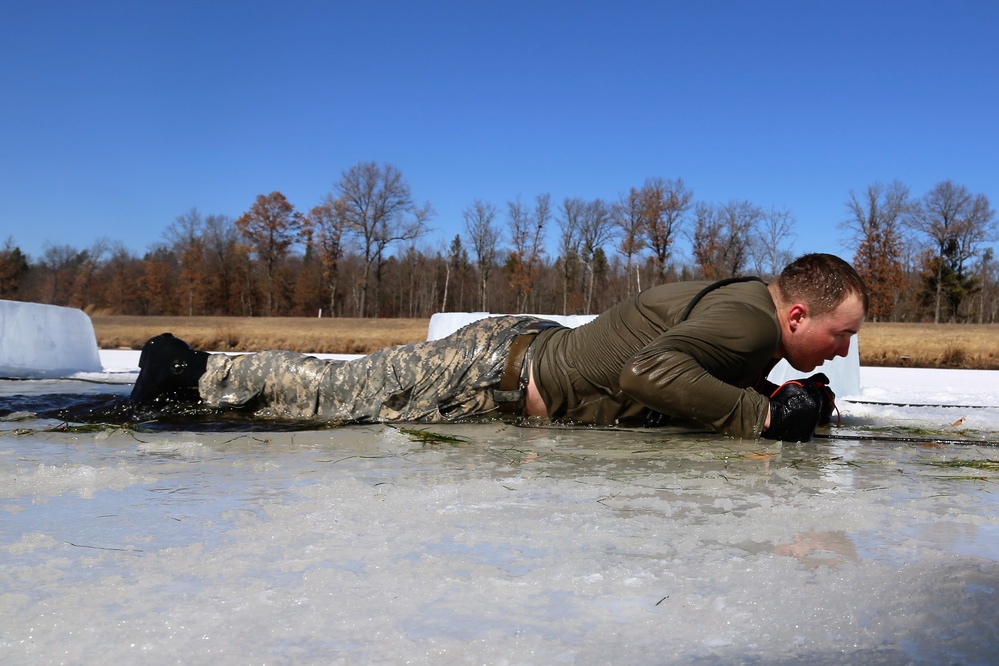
[2,352,999,664]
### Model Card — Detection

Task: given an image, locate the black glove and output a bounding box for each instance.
[803,373,836,425]
[758,373,837,429]
[763,378,826,442]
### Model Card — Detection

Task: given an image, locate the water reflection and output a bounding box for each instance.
[774,531,859,568]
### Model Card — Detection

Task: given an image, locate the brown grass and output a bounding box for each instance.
[91,316,431,354]
[90,317,999,370]
[857,322,999,370]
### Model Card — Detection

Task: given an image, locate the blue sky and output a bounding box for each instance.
[2,1,996,263]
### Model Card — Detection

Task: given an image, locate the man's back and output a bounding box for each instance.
[532,279,779,434]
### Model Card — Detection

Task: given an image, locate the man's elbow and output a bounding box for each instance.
[618,361,679,410]
[618,362,647,399]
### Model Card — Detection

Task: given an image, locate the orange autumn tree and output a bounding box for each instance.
[235,191,305,316]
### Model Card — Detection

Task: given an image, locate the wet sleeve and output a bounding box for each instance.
[617,302,777,438]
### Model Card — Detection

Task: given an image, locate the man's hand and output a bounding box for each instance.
[758,372,837,435]
[763,378,827,442]
[803,373,836,425]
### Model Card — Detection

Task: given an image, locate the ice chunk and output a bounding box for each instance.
[767,335,861,398]
[0,300,102,378]
[427,312,598,340]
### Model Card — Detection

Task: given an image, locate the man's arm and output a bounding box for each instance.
[618,302,777,438]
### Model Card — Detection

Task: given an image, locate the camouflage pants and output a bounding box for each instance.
[198,316,552,423]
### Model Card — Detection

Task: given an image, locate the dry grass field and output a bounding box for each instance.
[91,316,431,355]
[90,316,999,370]
[857,322,999,369]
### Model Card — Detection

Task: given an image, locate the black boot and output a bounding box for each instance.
[130,333,210,403]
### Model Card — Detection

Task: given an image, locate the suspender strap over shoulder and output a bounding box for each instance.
[678,276,765,323]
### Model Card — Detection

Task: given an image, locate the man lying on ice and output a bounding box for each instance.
[130,253,867,443]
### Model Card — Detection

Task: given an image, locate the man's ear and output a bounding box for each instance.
[786,303,808,332]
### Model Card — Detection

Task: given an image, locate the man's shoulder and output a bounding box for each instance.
[637,278,773,319]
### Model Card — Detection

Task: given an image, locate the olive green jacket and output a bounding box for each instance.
[532,279,779,438]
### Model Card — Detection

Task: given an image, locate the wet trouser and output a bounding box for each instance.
[198,316,552,423]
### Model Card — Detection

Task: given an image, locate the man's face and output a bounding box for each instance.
[783,293,866,372]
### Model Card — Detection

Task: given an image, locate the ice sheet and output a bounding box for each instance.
[2,341,999,663]
[3,364,999,663]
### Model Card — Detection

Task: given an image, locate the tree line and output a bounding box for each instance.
[1,162,995,323]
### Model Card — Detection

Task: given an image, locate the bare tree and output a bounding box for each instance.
[556,197,585,314]
[306,196,350,317]
[751,207,796,278]
[974,248,997,323]
[531,194,552,312]
[691,201,760,279]
[379,240,446,318]
[615,188,646,296]
[334,162,430,317]
[579,198,617,313]
[165,207,205,316]
[201,214,242,315]
[507,194,550,312]
[717,200,761,277]
[507,197,532,311]
[910,180,996,322]
[38,243,84,305]
[840,181,910,321]
[691,203,724,279]
[640,177,692,284]
[441,234,468,313]
[463,199,501,312]
[69,238,110,309]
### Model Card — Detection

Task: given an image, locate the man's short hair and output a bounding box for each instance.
[776,253,870,316]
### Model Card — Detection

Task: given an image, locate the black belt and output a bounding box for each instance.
[495,321,559,416]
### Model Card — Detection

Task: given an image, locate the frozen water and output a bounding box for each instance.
[1,305,997,666]
[0,300,102,378]
[2,357,999,664]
